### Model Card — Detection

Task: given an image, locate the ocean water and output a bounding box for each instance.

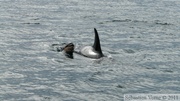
[0,0,180,101]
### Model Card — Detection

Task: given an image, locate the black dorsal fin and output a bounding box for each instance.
[93,28,103,56]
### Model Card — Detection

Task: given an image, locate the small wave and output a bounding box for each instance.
[116,84,124,88]
[162,69,174,73]
[155,22,172,25]
[50,43,67,52]
[123,49,135,54]
[21,22,40,25]
[101,19,147,24]
[100,19,173,26]
[0,71,25,79]
[112,19,132,22]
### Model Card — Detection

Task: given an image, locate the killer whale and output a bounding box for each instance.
[58,28,104,59]
[75,28,104,59]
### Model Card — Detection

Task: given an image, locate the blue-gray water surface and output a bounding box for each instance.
[0,0,180,101]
